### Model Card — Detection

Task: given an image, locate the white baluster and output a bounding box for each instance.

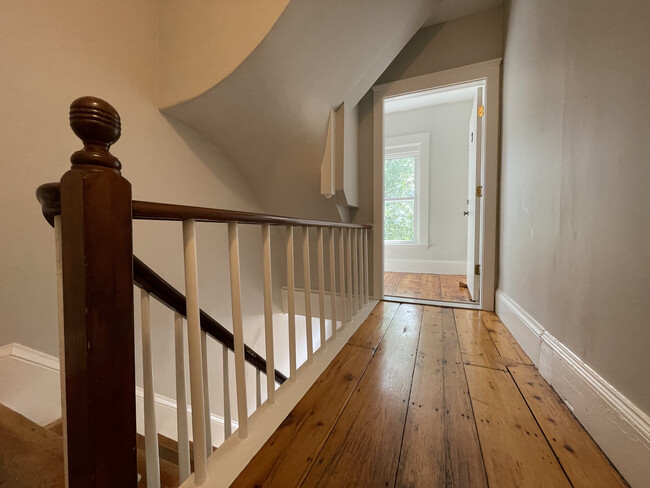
[358,229,364,309]
[140,290,161,488]
[262,224,275,404]
[364,229,370,304]
[228,222,248,439]
[222,344,232,439]
[339,228,347,325]
[286,226,297,382]
[347,229,354,316]
[302,227,313,363]
[200,330,212,455]
[53,216,69,473]
[317,227,326,347]
[328,228,337,339]
[256,369,262,408]
[174,313,191,482]
[353,229,359,313]
[182,219,208,483]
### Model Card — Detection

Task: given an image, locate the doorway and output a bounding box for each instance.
[372,60,501,310]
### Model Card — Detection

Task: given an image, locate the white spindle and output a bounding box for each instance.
[228,222,248,439]
[222,344,232,439]
[353,229,360,313]
[256,369,262,408]
[286,226,297,382]
[54,216,69,472]
[317,227,326,347]
[364,229,370,304]
[328,228,337,339]
[358,229,364,309]
[347,229,354,316]
[262,224,276,404]
[339,228,347,325]
[302,226,313,362]
[200,330,212,455]
[182,219,208,483]
[140,290,161,488]
[174,313,191,482]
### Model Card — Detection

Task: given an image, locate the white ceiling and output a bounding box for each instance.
[424,0,503,26]
[385,84,480,114]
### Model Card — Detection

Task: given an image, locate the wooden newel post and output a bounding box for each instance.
[60,97,136,487]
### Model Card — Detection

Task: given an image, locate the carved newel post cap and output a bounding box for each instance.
[69,96,122,171]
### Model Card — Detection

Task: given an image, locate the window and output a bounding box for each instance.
[383,133,429,245]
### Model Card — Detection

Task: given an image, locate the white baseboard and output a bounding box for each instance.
[495,290,650,488]
[384,258,466,274]
[0,342,231,445]
[0,343,61,426]
[281,286,351,318]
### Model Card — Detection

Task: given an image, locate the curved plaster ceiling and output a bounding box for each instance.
[163,0,437,221]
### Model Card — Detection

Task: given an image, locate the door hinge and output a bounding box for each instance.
[478,105,485,117]
[475,264,481,275]
[476,185,483,197]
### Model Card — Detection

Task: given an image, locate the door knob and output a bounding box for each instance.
[463,211,469,216]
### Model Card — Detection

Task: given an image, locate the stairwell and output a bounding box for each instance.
[0,403,193,488]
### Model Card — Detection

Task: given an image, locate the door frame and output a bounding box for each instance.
[372,58,501,311]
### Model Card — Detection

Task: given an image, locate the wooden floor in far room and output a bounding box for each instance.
[232,302,629,488]
[384,271,472,302]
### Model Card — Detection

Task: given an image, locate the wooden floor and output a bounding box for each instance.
[233,302,628,488]
[384,272,472,302]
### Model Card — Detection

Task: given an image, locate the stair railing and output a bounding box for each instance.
[36,96,371,488]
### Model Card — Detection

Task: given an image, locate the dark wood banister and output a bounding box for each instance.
[133,256,287,384]
[35,95,370,487]
[132,200,372,229]
[36,185,287,385]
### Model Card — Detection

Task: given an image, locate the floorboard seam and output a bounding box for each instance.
[299,303,406,488]
[506,365,576,488]
[452,309,492,488]
[392,305,425,488]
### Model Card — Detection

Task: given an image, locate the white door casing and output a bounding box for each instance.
[372,59,501,311]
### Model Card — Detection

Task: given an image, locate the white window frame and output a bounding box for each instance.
[383,133,429,246]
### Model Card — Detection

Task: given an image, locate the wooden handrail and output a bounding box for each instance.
[132,200,372,229]
[35,185,287,385]
[133,256,287,385]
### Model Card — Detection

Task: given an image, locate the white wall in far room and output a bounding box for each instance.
[384,100,473,274]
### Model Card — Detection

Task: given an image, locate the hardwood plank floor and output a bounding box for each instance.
[234,301,627,487]
[384,272,471,302]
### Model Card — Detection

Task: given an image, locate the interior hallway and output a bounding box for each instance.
[233,301,628,487]
[384,272,472,302]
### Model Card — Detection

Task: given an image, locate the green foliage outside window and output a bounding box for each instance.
[384,156,416,241]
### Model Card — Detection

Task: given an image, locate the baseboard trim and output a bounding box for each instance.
[0,342,233,445]
[495,290,650,487]
[384,258,466,275]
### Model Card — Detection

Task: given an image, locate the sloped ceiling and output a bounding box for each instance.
[162,0,502,220]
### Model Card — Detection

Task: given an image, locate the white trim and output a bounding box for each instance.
[384,258,466,275]
[495,290,650,487]
[0,342,236,445]
[184,301,378,488]
[0,343,62,425]
[0,342,60,371]
[373,59,501,311]
[384,133,430,246]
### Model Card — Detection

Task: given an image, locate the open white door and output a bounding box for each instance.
[466,87,483,301]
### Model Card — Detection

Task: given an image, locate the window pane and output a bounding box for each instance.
[384,200,415,241]
[384,157,415,199]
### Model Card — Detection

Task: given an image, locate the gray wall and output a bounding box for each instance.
[500,0,650,412]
